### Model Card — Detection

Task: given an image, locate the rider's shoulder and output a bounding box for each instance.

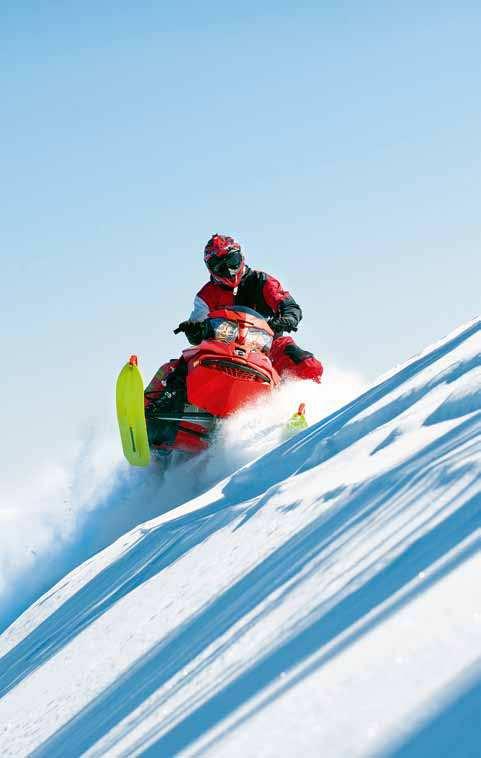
[196,280,218,299]
[244,268,280,285]
[242,267,269,281]
[196,280,233,309]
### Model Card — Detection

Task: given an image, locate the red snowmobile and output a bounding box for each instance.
[143,306,281,457]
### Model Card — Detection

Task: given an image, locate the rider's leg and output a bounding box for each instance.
[144,357,188,447]
[270,336,323,382]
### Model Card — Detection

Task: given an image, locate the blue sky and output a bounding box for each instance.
[1,1,480,476]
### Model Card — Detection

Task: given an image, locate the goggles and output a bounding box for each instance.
[207,249,243,276]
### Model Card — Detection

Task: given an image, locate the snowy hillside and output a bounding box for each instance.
[0,318,480,757]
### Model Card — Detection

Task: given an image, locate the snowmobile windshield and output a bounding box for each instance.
[208,312,273,352]
[244,327,273,353]
[209,317,239,343]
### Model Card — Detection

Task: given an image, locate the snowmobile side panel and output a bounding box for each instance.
[116,356,151,467]
[187,364,272,417]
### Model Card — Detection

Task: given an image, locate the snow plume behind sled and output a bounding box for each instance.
[0,365,364,633]
[216,365,365,468]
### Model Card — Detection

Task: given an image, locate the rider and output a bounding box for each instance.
[145,234,323,419]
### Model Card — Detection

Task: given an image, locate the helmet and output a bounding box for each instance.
[204,234,245,288]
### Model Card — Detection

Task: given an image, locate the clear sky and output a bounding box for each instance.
[1,1,480,478]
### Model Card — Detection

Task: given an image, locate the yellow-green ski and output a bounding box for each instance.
[116,355,150,467]
[284,402,308,439]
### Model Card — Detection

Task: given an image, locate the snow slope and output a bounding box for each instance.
[0,318,480,757]
[0,367,362,633]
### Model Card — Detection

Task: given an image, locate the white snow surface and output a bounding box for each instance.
[0,319,480,757]
[0,366,363,631]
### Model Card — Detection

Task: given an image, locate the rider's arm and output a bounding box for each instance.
[277,295,302,328]
[175,296,211,345]
[189,295,210,322]
[262,275,303,331]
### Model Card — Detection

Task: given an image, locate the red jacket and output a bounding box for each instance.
[189,267,303,326]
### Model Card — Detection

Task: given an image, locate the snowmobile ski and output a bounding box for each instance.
[284,403,308,438]
[116,355,151,467]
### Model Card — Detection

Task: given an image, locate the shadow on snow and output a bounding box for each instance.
[30,412,481,757]
[381,660,481,758]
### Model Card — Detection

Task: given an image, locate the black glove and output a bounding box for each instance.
[268,315,298,334]
[174,320,211,344]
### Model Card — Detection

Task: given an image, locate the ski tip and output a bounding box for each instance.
[129,355,138,367]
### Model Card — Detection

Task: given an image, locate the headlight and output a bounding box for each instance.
[209,318,238,342]
[245,327,273,353]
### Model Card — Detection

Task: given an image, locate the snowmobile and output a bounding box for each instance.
[117,306,306,467]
